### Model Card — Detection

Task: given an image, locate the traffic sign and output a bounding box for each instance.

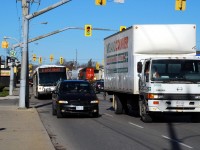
[10,50,16,57]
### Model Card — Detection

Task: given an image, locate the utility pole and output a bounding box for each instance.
[19,0,29,108]
[19,0,72,108]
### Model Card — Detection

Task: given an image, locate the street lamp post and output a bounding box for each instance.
[3,36,21,96]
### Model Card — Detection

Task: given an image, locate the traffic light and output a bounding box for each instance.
[39,57,42,64]
[95,0,106,5]
[175,0,186,11]
[29,64,33,73]
[32,54,36,61]
[60,57,64,65]
[120,26,126,31]
[29,64,33,70]
[96,62,100,70]
[50,54,54,62]
[85,24,92,37]
[1,41,9,48]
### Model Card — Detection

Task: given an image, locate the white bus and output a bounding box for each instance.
[32,65,67,99]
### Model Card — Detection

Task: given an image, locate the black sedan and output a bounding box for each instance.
[52,80,99,118]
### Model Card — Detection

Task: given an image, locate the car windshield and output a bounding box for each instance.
[150,59,200,83]
[60,82,94,93]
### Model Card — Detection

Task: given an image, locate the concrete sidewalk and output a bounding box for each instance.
[0,88,55,150]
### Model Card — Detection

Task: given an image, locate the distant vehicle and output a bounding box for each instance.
[94,80,104,93]
[79,67,95,83]
[66,68,83,80]
[52,80,99,118]
[32,65,67,99]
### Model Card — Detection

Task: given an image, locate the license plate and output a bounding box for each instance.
[76,106,84,110]
[176,101,184,106]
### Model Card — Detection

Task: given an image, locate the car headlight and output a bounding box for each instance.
[90,100,99,104]
[58,100,68,104]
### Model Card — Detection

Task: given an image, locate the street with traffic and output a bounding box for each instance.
[1,1,200,150]
[1,86,200,150]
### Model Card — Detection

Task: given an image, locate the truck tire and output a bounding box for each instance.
[114,94,123,114]
[139,100,152,123]
[191,113,200,123]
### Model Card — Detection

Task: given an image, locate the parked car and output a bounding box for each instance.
[52,80,99,118]
[94,80,104,93]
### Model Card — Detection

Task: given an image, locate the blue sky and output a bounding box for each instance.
[0,0,200,65]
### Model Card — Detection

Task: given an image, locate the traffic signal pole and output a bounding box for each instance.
[12,26,117,50]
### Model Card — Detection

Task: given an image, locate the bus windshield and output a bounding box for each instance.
[150,59,200,83]
[39,72,66,85]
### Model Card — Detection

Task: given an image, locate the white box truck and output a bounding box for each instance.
[104,24,200,122]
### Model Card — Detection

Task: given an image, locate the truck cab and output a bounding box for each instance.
[137,57,200,122]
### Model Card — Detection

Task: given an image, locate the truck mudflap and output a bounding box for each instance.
[148,100,200,112]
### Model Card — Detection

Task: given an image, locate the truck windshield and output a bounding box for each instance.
[151,59,200,83]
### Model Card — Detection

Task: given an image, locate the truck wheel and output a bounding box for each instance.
[191,113,200,123]
[114,95,123,114]
[140,100,152,123]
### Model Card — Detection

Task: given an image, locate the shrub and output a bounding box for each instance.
[0,84,5,92]
[0,86,9,97]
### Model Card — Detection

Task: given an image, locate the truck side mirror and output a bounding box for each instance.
[137,62,142,73]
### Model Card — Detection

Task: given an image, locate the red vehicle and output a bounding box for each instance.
[79,67,94,81]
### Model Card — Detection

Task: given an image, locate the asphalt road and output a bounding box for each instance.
[29,93,200,150]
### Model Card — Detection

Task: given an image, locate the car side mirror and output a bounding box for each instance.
[145,74,149,82]
[137,62,142,73]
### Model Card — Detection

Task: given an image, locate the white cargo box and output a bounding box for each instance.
[104,24,196,94]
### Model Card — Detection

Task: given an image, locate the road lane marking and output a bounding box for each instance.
[104,113,113,117]
[128,122,144,128]
[162,135,193,149]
